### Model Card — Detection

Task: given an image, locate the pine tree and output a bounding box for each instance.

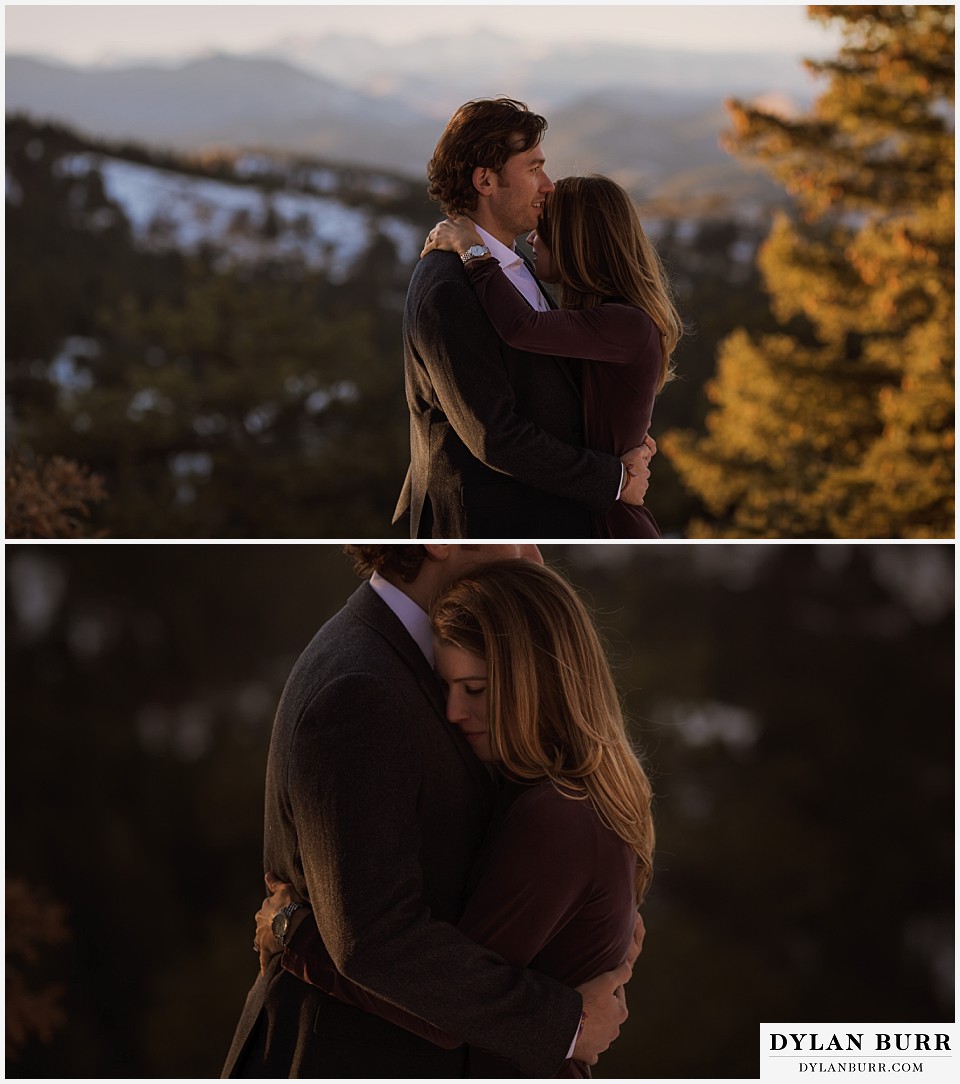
[664,6,954,538]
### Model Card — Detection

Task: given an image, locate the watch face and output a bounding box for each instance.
[272,912,288,941]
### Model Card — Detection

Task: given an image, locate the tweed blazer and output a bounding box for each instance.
[393,251,623,539]
[221,582,582,1079]
[282,780,639,1078]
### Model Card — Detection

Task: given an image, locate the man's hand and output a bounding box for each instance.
[255,872,303,976]
[572,959,632,1065]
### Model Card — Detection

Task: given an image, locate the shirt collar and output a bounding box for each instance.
[475,224,524,272]
[369,571,434,666]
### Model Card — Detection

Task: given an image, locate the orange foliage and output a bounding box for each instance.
[6,451,107,538]
[6,878,71,1060]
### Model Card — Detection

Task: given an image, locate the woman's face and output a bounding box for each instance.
[525,229,559,284]
[434,641,495,764]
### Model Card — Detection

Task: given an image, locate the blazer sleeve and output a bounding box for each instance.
[464,257,657,365]
[412,259,623,512]
[285,672,582,1077]
[283,922,462,1049]
[282,782,599,1055]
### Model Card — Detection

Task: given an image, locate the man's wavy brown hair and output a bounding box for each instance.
[343,545,426,583]
[427,97,548,215]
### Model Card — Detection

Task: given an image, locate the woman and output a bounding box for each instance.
[255,560,655,1077]
[422,175,682,538]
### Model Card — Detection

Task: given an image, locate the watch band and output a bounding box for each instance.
[274,900,305,947]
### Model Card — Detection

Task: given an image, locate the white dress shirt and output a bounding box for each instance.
[369,572,433,665]
[474,225,551,312]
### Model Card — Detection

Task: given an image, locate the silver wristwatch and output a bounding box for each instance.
[460,244,491,264]
[271,901,305,947]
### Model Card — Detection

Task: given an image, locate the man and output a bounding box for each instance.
[222,544,632,1078]
[393,98,654,539]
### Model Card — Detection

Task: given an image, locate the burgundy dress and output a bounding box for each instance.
[464,257,663,538]
[284,780,638,1078]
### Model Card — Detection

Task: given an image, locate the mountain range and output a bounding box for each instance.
[6,33,814,207]
[253,28,822,113]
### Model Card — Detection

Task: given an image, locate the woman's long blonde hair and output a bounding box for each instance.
[431,560,655,903]
[537,174,682,392]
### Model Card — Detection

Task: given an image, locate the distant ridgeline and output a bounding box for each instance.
[5,114,429,280]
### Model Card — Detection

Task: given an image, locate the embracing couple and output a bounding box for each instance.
[393,97,682,539]
[222,544,655,1078]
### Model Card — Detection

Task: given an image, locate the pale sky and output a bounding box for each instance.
[5,2,845,64]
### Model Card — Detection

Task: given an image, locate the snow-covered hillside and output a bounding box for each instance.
[36,150,423,281]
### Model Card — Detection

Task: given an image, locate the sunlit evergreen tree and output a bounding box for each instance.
[665,5,954,537]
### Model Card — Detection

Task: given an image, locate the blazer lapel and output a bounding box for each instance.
[350,583,496,816]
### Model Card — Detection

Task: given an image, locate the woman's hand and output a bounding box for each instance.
[626,911,646,969]
[420,216,485,259]
[254,872,302,976]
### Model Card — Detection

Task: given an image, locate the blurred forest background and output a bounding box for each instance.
[5,6,954,540]
[5,542,954,1078]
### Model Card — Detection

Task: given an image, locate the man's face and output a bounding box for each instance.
[429,544,542,590]
[468,543,542,564]
[486,141,555,239]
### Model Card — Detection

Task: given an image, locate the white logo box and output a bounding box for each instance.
[761,1024,956,1084]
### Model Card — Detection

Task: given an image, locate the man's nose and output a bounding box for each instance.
[540,171,555,193]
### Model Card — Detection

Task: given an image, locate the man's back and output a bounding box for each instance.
[395,252,620,539]
[223,582,494,1077]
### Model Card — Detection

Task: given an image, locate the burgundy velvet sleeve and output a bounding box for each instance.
[281,785,599,1050]
[455,785,598,966]
[465,258,650,364]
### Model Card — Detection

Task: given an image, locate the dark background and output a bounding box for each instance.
[5,542,954,1077]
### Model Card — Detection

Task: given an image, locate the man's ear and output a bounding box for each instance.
[423,544,451,563]
[472,166,495,199]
